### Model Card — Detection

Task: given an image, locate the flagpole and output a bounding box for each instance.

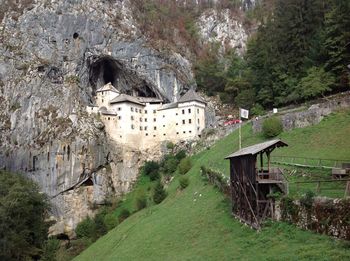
[239,108,241,150]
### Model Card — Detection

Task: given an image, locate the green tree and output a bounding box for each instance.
[324,0,350,89]
[0,171,49,261]
[153,182,167,204]
[178,157,192,175]
[298,67,335,98]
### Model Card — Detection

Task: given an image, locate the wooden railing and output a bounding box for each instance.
[271,156,350,169]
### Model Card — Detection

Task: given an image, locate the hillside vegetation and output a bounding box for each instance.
[75,109,350,261]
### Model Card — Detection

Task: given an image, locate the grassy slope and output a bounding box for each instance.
[75,110,350,261]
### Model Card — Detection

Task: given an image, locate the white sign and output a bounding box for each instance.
[240,108,249,119]
[273,108,278,114]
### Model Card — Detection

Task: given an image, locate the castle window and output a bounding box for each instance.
[182,120,185,124]
[197,127,200,130]
[140,118,143,122]
[135,108,138,113]
[197,109,199,113]
[108,117,110,120]
[144,126,148,131]
[198,119,200,124]
[163,134,166,136]
[189,119,192,124]
[176,113,178,116]
[163,125,165,127]
[154,126,157,130]
[131,124,135,129]
[118,116,121,120]
[176,123,178,125]
[145,110,147,114]
[188,108,191,113]
[183,131,186,134]
[140,126,143,130]
[102,99,104,103]
[118,107,121,111]
[153,110,156,114]
[182,109,185,114]
[146,133,149,136]
[131,107,134,112]
[189,131,192,133]
[163,115,165,118]
[176,132,179,135]
[145,118,148,122]
[153,118,156,122]
[153,135,156,137]
[139,109,142,113]
[131,116,134,120]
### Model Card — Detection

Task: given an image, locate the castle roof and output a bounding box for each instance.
[158,102,178,111]
[137,97,163,104]
[109,94,145,106]
[96,83,120,93]
[178,89,206,104]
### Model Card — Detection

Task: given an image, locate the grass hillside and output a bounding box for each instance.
[75,109,350,261]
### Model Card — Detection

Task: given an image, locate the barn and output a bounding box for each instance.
[225,139,288,229]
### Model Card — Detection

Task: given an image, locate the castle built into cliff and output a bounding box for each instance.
[87,83,206,149]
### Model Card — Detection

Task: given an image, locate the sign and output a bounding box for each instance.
[240,108,249,119]
[273,108,278,114]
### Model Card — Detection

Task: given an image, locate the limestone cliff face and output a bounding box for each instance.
[0,0,249,237]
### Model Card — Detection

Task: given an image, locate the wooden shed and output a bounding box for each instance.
[225,139,288,229]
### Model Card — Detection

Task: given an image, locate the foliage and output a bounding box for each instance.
[178,157,192,175]
[118,209,131,223]
[135,191,147,210]
[250,104,265,116]
[175,150,187,161]
[0,171,49,261]
[41,238,60,261]
[162,156,178,174]
[153,182,167,204]
[142,161,160,181]
[262,117,283,138]
[104,213,118,231]
[76,217,96,239]
[298,67,335,99]
[179,176,190,190]
[300,190,315,210]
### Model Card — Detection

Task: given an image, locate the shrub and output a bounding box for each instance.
[163,157,178,174]
[262,117,283,138]
[104,213,118,231]
[142,161,160,177]
[153,182,167,204]
[118,209,131,223]
[251,103,265,116]
[135,192,147,210]
[166,142,175,150]
[41,238,60,261]
[179,176,190,190]
[75,217,95,239]
[175,150,186,161]
[149,171,160,181]
[178,157,192,175]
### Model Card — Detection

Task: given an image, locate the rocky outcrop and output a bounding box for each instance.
[197,9,248,55]
[0,0,199,237]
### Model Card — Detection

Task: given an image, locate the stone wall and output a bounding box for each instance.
[279,196,350,240]
[252,92,350,133]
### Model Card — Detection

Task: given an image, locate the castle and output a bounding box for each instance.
[87,83,206,149]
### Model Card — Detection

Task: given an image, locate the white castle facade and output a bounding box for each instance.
[87,83,206,150]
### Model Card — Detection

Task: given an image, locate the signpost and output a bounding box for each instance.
[239,108,249,150]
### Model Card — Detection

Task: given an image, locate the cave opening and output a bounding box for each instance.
[73,32,79,39]
[89,57,119,92]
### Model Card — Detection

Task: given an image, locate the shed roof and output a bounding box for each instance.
[225,139,288,159]
[109,94,145,106]
[178,89,206,104]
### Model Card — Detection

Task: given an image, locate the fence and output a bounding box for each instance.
[271,155,350,169]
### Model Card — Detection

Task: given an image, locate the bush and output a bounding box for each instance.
[135,192,147,210]
[262,117,283,138]
[104,213,118,231]
[75,217,95,239]
[142,161,160,178]
[41,238,60,261]
[178,157,192,175]
[251,103,265,116]
[153,182,167,204]
[175,150,187,161]
[179,176,190,190]
[163,157,178,174]
[118,209,131,223]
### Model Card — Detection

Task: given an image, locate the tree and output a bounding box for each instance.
[298,67,335,98]
[324,0,350,89]
[153,182,167,204]
[0,171,49,261]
